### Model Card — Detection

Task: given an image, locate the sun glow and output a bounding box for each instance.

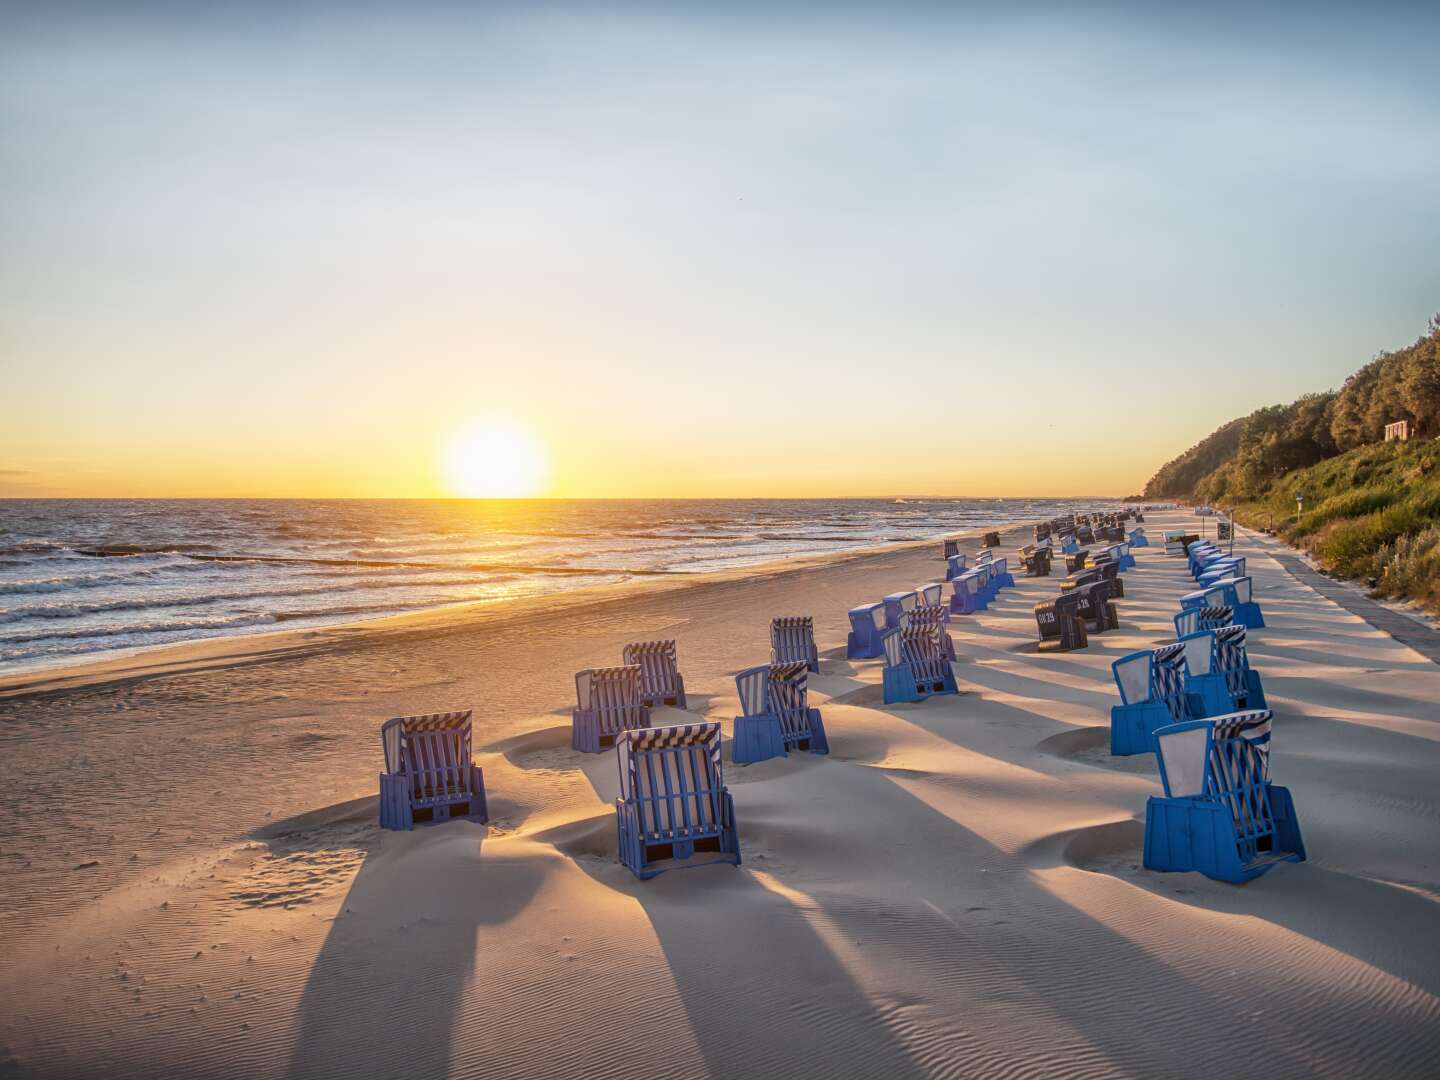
[442,423,547,497]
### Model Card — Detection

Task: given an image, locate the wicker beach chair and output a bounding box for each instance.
[1173,604,1234,638]
[1180,625,1266,715]
[615,722,741,880]
[622,639,688,710]
[881,625,958,704]
[1145,710,1305,883]
[770,616,820,672]
[883,590,920,630]
[573,665,652,753]
[899,603,956,661]
[731,660,830,763]
[949,570,986,616]
[379,710,488,830]
[1109,643,1192,755]
[846,601,887,659]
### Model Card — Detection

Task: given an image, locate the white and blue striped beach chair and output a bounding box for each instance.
[573,665,652,753]
[770,616,820,672]
[379,710,489,830]
[622,639,688,710]
[1145,711,1304,883]
[881,625,958,704]
[731,660,830,763]
[616,722,740,880]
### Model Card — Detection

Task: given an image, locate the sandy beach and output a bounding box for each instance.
[2,509,1438,1079]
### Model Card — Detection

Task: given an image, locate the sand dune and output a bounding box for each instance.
[1,511,1438,1078]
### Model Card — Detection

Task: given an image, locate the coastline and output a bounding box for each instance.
[0,521,1019,700]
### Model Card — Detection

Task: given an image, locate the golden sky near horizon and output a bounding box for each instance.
[3,5,1437,499]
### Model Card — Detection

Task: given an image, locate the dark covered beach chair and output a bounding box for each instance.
[616,722,741,880]
[573,665,652,752]
[771,616,820,672]
[983,530,1001,547]
[881,625,958,704]
[379,710,489,831]
[1145,710,1305,883]
[847,602,887,659]
[1035,590,1088,651]
[1074,580,1119,633]
[731,660,830,763]
[623,639,688,709]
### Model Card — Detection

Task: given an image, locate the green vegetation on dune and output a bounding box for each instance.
[1142,317,1440,612]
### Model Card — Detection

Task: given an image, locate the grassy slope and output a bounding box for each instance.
[1226,438,1440,610]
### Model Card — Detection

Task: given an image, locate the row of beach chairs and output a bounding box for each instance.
[379,510,1298,886]
[1111,520,1303,883]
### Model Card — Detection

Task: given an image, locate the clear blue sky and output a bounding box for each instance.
[2,1,1437,496]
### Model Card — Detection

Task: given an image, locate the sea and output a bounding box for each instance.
[0,498,1103,671]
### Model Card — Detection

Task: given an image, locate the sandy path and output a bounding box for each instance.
[1,511,1437,1079]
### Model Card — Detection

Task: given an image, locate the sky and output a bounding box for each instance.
[2,1,1438,499]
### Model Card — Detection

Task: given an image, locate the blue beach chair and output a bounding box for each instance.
[615,722,741,880]
[379,710,489,831]
[881,625,958,704]
[949,571,985,616]
[1114,543,1136,572]
[1182,579,1264,629]
[622,639,688,710]
[573,665,653,752]
[883,590,920,629]
[1198,557,1245,586]
[989,557,1016,591]
[1174,605,1234,638]
[1109,644,1192,755]
[771,616,820,672]
[1181,625,1267,715]
[945,554,968,581]
[731,660,830,763]
[1128,527,1149,548]
[847,602,887,659]
[917,582,949,618]
[972,561,996,603]
[1144,711,1305,883]
[900,603,957,661]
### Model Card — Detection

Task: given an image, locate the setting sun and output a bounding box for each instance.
[441,422,546,497]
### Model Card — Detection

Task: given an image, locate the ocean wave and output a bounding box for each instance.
[0,573,534,623]
[1,612,278,645]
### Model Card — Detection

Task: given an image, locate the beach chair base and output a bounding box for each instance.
[949,594,987,616]
[379,766,488,831]
[1083,602,1120,634]
[1143,786,1305,884]
[616,794,741,880]
[572,707,653,754]
[1233,602,1265,629]
[1110,703,1171,756]
[731,713,787,763]
[882,664,958,704]
[1187,670,1267,716]
[847,631,884,660]
[789,709,831,755]
[638,677,688,711]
